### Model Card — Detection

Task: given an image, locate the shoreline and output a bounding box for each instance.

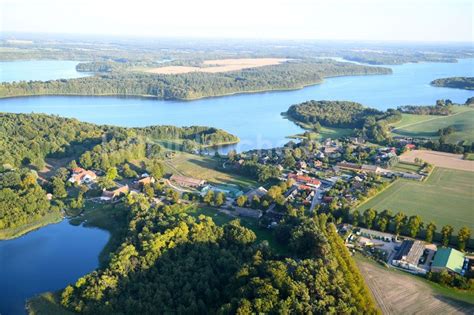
[0,212,63,241]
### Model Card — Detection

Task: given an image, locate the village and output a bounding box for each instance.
[58,133,473,293]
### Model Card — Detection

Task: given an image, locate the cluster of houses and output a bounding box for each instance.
[347,226,471,277]
[66,167,157,203]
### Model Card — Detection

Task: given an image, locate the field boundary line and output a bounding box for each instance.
[392,108,474,131]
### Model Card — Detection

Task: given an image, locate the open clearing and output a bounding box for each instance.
[357,167,474,230]
[163,152,257,189]
[390,106,474,144]
[143,58,290,74]
[400,150,474,172]
[356,255,474,314]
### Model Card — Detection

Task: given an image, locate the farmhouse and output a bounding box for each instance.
[68,167,97,185]
[101,185,129,201]
[170,174,206,188]
[431,247,466,275]
[392,240,426,273]
[138,176,155,187]
[288,174,321,188]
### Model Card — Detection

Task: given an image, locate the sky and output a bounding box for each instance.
[1,0,472,42]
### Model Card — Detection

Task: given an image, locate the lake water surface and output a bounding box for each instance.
[1,59,473,152]
[0,60,90,83]
[0,220,109,315]
[0,58,473,314]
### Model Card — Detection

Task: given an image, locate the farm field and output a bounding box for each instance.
[163,152,257,189]
[400,150,474,172]
[140,58,290,74]
[356,167,474,230]
[355,255,474,314]
[390,106,474,143]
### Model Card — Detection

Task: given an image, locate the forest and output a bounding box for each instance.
[284,100,402,143]
[431,77,474,90]
[60,194,379,314]
[0,113,238,234]
[0,60,391,100]
[0,168,60,231]
[0,113,238,169]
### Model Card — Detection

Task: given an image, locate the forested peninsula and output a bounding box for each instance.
[0,113,238,239]
[431,77,474,90]
[0,60,391,100]
[284,100,401,143]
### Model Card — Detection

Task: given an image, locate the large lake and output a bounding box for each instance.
[1,58,473,152]
[0,58,473,314]
[0,220,109,315]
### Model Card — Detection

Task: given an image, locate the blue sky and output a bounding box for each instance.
[1,0,472,42]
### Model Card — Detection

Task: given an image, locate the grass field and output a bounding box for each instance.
[357,167,474,231]
[163,152,257,189]
[391,106,474,143]
[389,161,421,173]
[355,254,474,314]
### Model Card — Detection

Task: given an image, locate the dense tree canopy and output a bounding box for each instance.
[60,196,379,314]
[431,77,474,90]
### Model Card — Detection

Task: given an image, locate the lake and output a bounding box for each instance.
[0,220,109,315]
[0,58,473,314]
[0,60,90,83]
[0,59,473,153]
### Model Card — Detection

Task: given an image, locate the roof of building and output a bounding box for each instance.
[431,247,465,274]
[393,240,425,266]
[245,186,268,199]
[288,174,321,186]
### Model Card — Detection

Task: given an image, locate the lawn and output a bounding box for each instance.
[389,161,421,173]
[390,106,474,143]
[163,152,257,189]
[356,167,474,231]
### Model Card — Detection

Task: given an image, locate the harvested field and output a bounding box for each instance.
[144,58,290,74]
[356,256,474,314]
[400,150,474,172]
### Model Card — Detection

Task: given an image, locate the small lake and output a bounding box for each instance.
[0,220,109,315]
[0,60,90,83]
[0,59,473,152]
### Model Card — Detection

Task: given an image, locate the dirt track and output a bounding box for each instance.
[356,258,474,315]
[400,150,474,172]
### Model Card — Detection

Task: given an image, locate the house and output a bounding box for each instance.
[392,240,426,273]
[405,143,416,151]
[68,167,97,185]
[431,247,466,275]
[361,164,384,174]
[101,185,129,201]
[357,228,394,242]
[297,161,307,169]
[245,186,268,200]
[314,160,323,168]
[288,174,321,188]
[170,174,206,188]
[138,176,155,187]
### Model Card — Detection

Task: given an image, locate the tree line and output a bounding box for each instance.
[0,60,391,100]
